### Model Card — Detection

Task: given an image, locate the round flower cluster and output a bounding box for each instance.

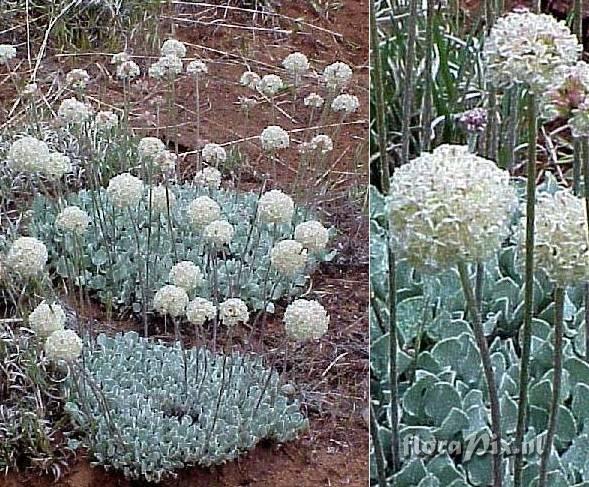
[149,185,176,213]
[258,74,284,96]
[240,71,261,90]
[161,39,187,58]
[304,92,324,108]
[294,220,329,252]
[260,125,290,151]
[187,60,208,76]
[6,237,48,278]
[138,136,166,159]
[284,299,329,341]
[95,111,119,130]
[55,206,90,234]
[66,68,90,89]
[169,261,203,291]
[531,190,589,285]
[331,94,359,114]
[387,144,518,270]
[7,136,50,172]
[458,107,488,133]
[28,300,66,338]
[270,240,308,275]
[153,284,189,317]
[542,62,589,137]
[44,329,83,362]
[44,153,71,180]
[187,196,221,227]
[106,173,144,208]
[153,150,177,173]
[58,97,92,124]
[149,55,183,79]
[202,143,227,165]
[283,52,310,79]
[257,189,294,224]
[111,52,130,65]
[219,298,249,326]
[203,220,234,246]
[0,44,16,63]
[323,61,353,91]
[116,60,140,80]
[309,134,333,153]
[194,167,222,189]
[240,96,258,112]
[186,297,216,325]
[483,10,581,92]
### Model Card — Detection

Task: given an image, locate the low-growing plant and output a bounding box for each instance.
[66,331,308,482]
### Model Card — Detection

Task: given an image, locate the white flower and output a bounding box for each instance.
[203,220,234,246]
[55,206,90,234]
[149,55,183,79]
[530,190,589,285]
[66,68,90,89]
[270,239,308,275]
[7,136,50,172]
[294,220,329,252]
[44,329,83,362]
[483,10,581,92]
[43,152,71,180]
[186,297,216,325]
[95,111,119,130]
[58,97,92,124]
[169,261,203,291]
[304,92,324,108]
[138,136,166,159]
[309,134,333,153]
[194,167,222,189]
[219,298,249,326]
[323,61,353,91]
[284,299,329,341]
[257,189,294,224]
[153,150,177,173]
[6,237,48,278]
[201,143,227,165]
[106,173,144,208]
[331,94,359,114]
[240,71,261,90]
[161,39,187,58]
[28,301,66,338]
[111,52,130,65]
[282,52,309,80]
[260,125,289,151]
[239,96,258,112]
[0,44,16,63]
[187,60,208,76]
[116,60,140,80]
[149,185,176,213]
[187,196,221,227]
[387,144,518,271]
[258,74,284,96]
[153,284,189,317]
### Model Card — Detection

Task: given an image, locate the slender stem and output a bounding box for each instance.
[486,89,498,162]
[505,86,520,171]
[514,92,537,487]
[370,0,390,190]
[538,287,565,487]
[573,138,582,195]
[581,137,589,364]
[370,402,388,487]
[422,0,434,152]
[574,0,583,43]
[388,242,400,473]
[457,261,502,487]
[400,0,418,165]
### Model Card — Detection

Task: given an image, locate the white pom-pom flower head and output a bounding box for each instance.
[66,68,90,89]
[169,261,203,291]
[284,299,329,341]
[483,10,581,92]
[194,167,222,189]
[161,39,187,58]
[258,74,284,96]
[153,285,189,318]
[387,144,518,271]
[58,97,92,124]
[323,61,353,92]
[240,71,261,90]
[294,220,329,252]
[260,125,289,151]
[219,298,249,326]
[56,206,90,234]
[6,237,48,278]
[45,329,83,363]
[270,239,308,275]
[106,173,144,208]
[282,52,309,83]
[257,189,294,224]
[331,94,359,114]
[201,143,227,166]
[149,185,176,213]
[7,136,50,172]
[186,298,216,325]
[187,196,221,228]
[28,300,66,338]
[203,220,234,246]
[0,44,17,63]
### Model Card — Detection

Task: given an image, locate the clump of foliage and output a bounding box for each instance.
[66,331,308,482]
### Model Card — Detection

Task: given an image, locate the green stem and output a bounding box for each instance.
[422,0,434,152]
[583,137,589,363]
[538,286,565,487]
[388,242,400,473]
[457,261,502,487]
[514,92,538,487]
[400,0,418,165]
[370,402,388,487]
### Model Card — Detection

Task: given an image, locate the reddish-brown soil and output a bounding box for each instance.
[0,1,368,486]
